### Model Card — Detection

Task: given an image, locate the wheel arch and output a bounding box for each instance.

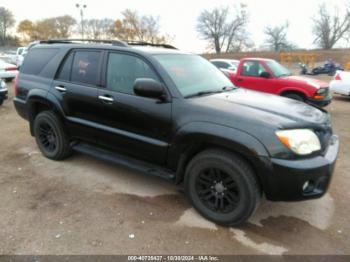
[27,92,65,136]
[279,87,309,98]
[169,122,269,190]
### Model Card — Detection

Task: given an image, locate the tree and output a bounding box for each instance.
[0,7,15,45]
[55,15,76,38]
[264,22,293,51]
[312,3,350,49]
[17,19,35,41]
[17,15,76,41]
[113,9,169,44]
[84,18,114,39]
[196,5,249,53]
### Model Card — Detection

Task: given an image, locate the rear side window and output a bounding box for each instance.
[21,48,59,75]
[70,51,101,86]
[106,53,159,94]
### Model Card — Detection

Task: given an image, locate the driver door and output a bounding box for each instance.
[94,52,172,165]
[236,60,276,94]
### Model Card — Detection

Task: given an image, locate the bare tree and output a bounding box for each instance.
[196,4,249,53]
[84,18,114,39]
[0,7,15,45]
[312,3,350,49]
[54,15,76,38]
[113,9,169,44]
[264,22,293,51]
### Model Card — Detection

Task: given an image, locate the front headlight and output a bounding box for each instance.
[276,129,321,155]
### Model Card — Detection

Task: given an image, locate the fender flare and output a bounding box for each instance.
[27,90,66,135]
[168,122,269,183]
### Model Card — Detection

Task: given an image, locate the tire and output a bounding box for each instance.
[33,111,72,160]
[283,93,304,102]
[0,98,3,106]
[184,149,261,226]
[4,78,14,83]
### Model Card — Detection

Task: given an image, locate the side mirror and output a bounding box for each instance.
[134,78,165,100]
[260,72,271,79]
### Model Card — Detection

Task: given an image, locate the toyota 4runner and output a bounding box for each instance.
[14,39,339,226]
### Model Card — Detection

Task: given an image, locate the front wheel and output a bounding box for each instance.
[0,98,3,106]
[33,111,72,160]
[184,149,261,226]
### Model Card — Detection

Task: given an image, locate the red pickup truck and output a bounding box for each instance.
[222,58,332,107]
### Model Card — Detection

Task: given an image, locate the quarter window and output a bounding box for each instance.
[106,53,159,94]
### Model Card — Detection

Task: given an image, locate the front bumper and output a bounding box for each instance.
[307,94,332,107]
[0,86,8,100]
[258,135,339,201]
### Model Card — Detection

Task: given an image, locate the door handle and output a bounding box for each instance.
[237,78,244,82]
[55,86,67,92]
[98,95,114,103]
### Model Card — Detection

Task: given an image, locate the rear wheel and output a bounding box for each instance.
[185,149,261,226]
[0,98,3,106]
[282,93,304,102]
[33,111,72,160]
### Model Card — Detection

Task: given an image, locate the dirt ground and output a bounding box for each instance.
[0,79,349,255]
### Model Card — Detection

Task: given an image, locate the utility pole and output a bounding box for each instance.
[75,3,87,39]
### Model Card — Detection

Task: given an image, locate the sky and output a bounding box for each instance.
[2,0,350,53]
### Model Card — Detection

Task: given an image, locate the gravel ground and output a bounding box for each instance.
[0,81,349,255]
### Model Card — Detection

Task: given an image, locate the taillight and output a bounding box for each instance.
[335,73,342,81]
[14,73,19,97]
[5,66,17,71]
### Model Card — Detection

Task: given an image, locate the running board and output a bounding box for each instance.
[72,143,175,181]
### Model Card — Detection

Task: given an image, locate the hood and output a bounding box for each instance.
[191,88,328,129]
[282,76,329,89]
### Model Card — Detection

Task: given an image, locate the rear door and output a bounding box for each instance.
[95,51,172,165]
[236,60,276,93]
[51,49,102,143]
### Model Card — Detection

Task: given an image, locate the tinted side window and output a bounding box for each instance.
[57,52,74,81]
[106,53,159,94]
[241,61,267,77]
[21,48,59,75]
[71,51,101,86]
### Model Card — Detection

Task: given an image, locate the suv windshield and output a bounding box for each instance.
[265,60,292,78]
[154,54,235,98]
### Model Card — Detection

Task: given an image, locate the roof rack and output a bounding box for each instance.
[39,39,128,47]
[39,39,177,49]
[127,41,177,49]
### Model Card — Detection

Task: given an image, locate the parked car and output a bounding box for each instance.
[0,79,8,106]
[14,39,339,226]
[330,71,350,97]
[0,59,18,82]
[13,47,26,67]
[225,58,332,107]
[210,59,239,72]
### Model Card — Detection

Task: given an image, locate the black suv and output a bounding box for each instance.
[14,40,339,226]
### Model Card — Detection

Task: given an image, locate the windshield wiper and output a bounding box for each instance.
[185,89,224,98]
[185,86,236,99]
[278,73,292,78]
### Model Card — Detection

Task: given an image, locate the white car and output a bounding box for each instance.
[330,71,350,96]
[210,59,240,72]
[0,59,18,82]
